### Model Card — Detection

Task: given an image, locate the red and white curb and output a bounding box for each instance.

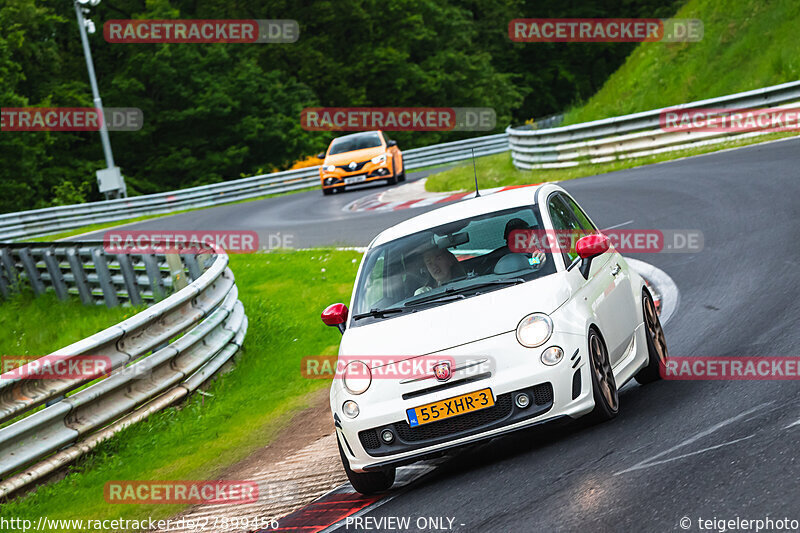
[343,183,541,213]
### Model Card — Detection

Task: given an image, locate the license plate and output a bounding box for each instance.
[344,175,366,184]
[406,388,494,427]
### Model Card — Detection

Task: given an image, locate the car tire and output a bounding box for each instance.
[587,327,619,421]
[322,187,333,196]
[337,439,395,495]
[634,290,669,384]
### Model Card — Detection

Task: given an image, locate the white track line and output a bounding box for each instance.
[614,402,772,475]
[602,219,634,231]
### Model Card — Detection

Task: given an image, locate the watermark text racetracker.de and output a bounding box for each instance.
[102,230,294,254]
[104,480,257,505]
[508,229,704,254]
[104,19,298,43]
[302,355,495,380]
[663,357,800,380]
[301,107,496,132]
[1,355,111,380]
[661,107,800,132]
[1,107,143,131]
[509,18,703,42]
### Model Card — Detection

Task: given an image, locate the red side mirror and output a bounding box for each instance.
[576,233,610,259]
[322,303,349,331]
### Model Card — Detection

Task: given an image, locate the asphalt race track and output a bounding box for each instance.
[85,138,800,532]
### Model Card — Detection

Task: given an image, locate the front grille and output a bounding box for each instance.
[337,161,368,172]
[357,383,555,455]
[359,429,381,450]
[533,383,554,405]
[394,394,513,442]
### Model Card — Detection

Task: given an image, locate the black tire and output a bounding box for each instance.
[587,328,619,422]
[398,157,406,181]
[635,290,669,384]
[322,187,333,196]
[337,439,395,495]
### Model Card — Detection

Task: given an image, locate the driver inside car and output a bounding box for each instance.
[414,246,466,295]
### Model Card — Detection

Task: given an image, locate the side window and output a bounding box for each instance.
[563,195,597,232]
[547,195,587,266]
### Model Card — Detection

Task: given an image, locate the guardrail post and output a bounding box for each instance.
[0,248,18,296]
[43,248,69,301]
[140,253,165,300]
[65,248,93,305]
[91,247,119,307]
[115,254,143,306]
[165,254,188,291]
[183,254,202,281]
[18,248,45,296]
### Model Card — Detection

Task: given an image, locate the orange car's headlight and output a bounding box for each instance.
[370,153,388,165]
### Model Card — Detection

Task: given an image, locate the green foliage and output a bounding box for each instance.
[564,0,800,123]
[1,0,686,213]
[0,291,141,357]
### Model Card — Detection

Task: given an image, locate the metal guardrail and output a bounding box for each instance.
[0,134,509,242]
[507,80,800,170]
[0,243,247,497]
[0,242,204,306]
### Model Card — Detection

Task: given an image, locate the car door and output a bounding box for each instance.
[547,193,636,365]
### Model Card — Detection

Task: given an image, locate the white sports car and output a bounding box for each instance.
[321,183,669,495]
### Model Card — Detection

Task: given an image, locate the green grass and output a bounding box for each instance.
[424,132,800,192]
[1,250,361,527]
[563,0,800,124]
[0,291,141,358]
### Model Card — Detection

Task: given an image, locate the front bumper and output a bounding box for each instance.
[334,330,599,472]
[320,160,393,190]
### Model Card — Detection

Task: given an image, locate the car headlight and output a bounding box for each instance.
[541,346,564,366]
[342,400,360,418]
[343,360,371,395]
[516,313,553,348]
[323,165,336,172]
[371,153,388,165]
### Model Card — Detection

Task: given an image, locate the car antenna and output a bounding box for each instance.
[471,148,480,197]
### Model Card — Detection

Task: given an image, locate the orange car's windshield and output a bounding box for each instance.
[329,133,383,154]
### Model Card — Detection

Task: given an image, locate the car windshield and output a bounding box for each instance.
[352,205,557,325]
[329,132,383,155]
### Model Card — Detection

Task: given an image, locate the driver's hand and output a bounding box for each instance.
[530,249,546,269]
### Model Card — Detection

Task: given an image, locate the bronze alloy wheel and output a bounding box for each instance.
[589,331,619,411]
[635,290,670,384]
[644,293,668,366]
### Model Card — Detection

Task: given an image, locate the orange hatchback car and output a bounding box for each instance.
[318,131,405,195]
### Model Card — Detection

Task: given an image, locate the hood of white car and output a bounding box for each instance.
[340,273,572,359]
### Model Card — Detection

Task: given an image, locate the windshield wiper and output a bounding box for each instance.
[466,277,526,288]
[405,292,467,307]
[353,307,409,320]
[405,278,526,307]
